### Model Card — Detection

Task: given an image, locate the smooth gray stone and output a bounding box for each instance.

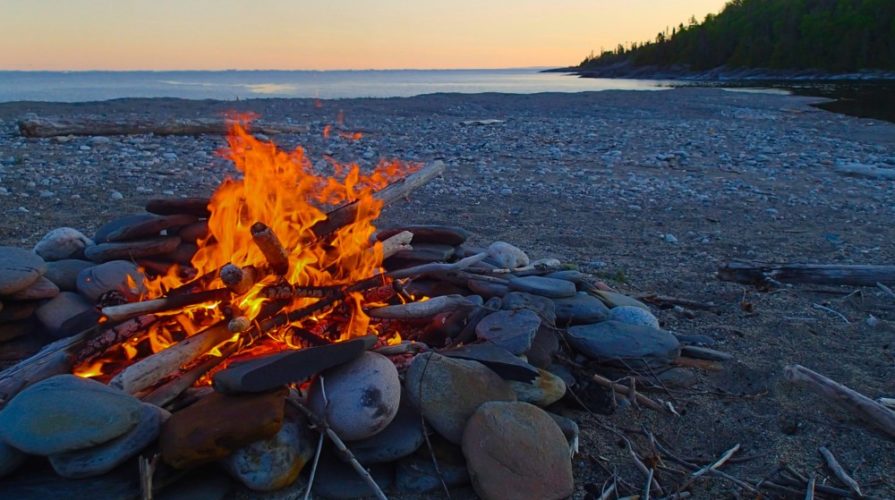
[526,325,559,368]
[502,291,557,326]
[442,342,539,382]
[349,399,425,465]
[8,276,59,300]
[35,291,94,333]
[312,452,394,499]
[566,321,681,368]
[0,246,46,296]
[402,279,469,298]
[390,243,455,263]
[50,403,166,478]
[93,214,157,243]
[0,319,33,342]
[214,336,376,393]
[85,236,181,263]
[508,276,577,298]
[553,292,610,325]
[467,278,509,298]
[33,228,94,261]
[94,213,196,243]
[0,375,143,456]
[377,225,469,246]
[475,309,541,355]
[592,290,651,310]
[76,260,145,302]
[223,418,315,491]
[608,305,660,328]
[546,270,589,286]
[44,259,94,291]
[395,445,469,494]
[0,439,26,477]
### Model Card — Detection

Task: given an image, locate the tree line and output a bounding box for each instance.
[578,0,895,72]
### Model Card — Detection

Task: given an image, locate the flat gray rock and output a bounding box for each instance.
[0,439,26,478]
[545,270,589,286]
[33,227,94,261]
[9,276,59,300]
[475,309,541,355]
[508,276,577,298]
[44,259,94,291]
[76,260,145,302]
[377,225,469,246]
[349,399,425,465]
[50,403,167,478]
[94,213,196,243]
[467,278,509,298]
[502,291,557,325]
[84,236,181,263]
[0,246,46,296]
[0,374,143,455]
[442,342,539,382]
[35,292,94,333]
[608,305,660,328]
[553,292,610,325]
[566,321,681,368]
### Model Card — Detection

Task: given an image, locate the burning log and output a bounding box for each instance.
[141,356,225,408]
[368,294,480,319]
[310,160,445,240]
[251,222,290,275]
[100,288,231,323]
[219,264,257,295]
[74,315,159,365]
[17,115,309,138]
[718,261,895,287]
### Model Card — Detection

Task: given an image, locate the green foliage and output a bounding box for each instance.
[578,0,895,72]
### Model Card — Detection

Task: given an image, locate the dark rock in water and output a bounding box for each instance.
[177,220,210,243]
[526,325,559,368]
[349,399,425,465]
[402,279,469,298]
[85,236,181,263]
[8,276,59,300]
[442,342,539,382]
[223,417,315,491]
[93,214,156,243]
[377,225,469,246]
[0,375,143,456]
[566,321,681,368]
[308,351,401,441]
[0,439,26,477]
[405,352,516,444]
[33,228,94,261]
[462,401,574,500]
[608,305,660,328]
[164,242,197,264]
[49,403,167,478]
[508,276,577,298]
[76,260,145,302]
[467,279,509,298]
[502,291,556,326]
[145,197,211,218]
[95,214,196,243]
[0,300,36,322]
[0,246,46,296]
[0,463,139,499]
[395,438,469,494]
[214,336,376,394]
[312,451,394,499]
[44,259,94,291]
[553,292,610,325]
[159,388,287,469]
[475,309,541,355]
[546,270,589,286]
[390,243,455,262]
[0,319,34,342]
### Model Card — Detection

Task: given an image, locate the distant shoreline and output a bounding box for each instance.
[546,63,895,82]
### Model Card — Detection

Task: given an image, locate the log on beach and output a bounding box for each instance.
[18,115,309,138]
[718,261,895,286]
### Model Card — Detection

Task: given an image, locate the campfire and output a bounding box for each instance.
[0,116,709,499]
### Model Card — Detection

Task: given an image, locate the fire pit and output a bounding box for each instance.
[0,117,697,499]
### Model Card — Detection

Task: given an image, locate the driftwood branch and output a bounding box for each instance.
[18,115,309,138]
[220,264,257,295]
[378,230,413,259]
[74,315,158,365]
[141,355,224,408]
[591,373,666,412]
[818,446,862,498]
[367,294,479,319]
[251,222,290,275]
[785,364,895,439]
[101,288,230,323]
[719,261,895,287]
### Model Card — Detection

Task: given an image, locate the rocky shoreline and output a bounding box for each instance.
[548,62,895,81]
[1,89,895,498]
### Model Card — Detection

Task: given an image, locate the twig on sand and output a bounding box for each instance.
[591,373,666,413]
[878,282,895,302]
[811,303,850,324]
[805,473,816,500]
[139,453,159,500]
[628,445,663,495]
[676,444,741,493]
[818,446,863,498]
[287,397,388,500]
[303,376,328,500]
[643,467,654,500]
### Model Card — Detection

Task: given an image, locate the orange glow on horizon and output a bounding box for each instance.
[1,0,728,71]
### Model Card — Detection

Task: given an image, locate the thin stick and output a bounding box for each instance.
[591,373,665,412]
[251,222,290,275]
[139,453,158,500]
[692,444,740,479]
[643,467,654,500]
[101,288,231,323]
[597,480,616,500]
[628,446,663,495]
[818,446,863,498]
[877,282,895,301]
[304,376,327,500]
[812,303,850,324]
[805,473,815,500]
[287,399,388,500]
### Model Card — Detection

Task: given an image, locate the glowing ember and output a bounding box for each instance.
[75,115,418,380]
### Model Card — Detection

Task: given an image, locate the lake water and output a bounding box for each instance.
[0,69,676,102]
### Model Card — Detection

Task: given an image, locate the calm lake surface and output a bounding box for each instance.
[0,69,676,102]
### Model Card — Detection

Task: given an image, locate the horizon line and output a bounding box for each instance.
[0,66,560,73]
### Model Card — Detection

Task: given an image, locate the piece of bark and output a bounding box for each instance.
[784,364,895,439]
[18,115,309,138]
[718,262,895,287]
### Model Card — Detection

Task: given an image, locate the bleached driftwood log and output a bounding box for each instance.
[719,261,895,286]
[18,115,309,138]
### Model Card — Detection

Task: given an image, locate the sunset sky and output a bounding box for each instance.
[1,0,728,70]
